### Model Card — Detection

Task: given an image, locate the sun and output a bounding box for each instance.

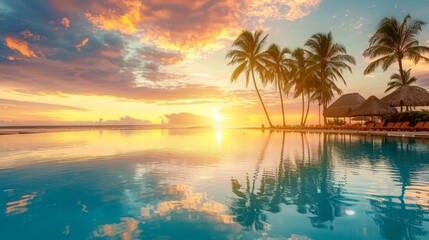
[213,108,224,123]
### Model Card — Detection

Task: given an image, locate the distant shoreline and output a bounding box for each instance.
[1,125,429,140]
[0,125,261,135]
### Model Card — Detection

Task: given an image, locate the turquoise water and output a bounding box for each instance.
[1,129,429,239]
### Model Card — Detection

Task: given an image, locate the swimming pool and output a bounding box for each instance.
[1,129,429,239]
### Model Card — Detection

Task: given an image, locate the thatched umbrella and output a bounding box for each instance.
[353,96,398,116]
[324,93,366,117]
[381,86,429,112]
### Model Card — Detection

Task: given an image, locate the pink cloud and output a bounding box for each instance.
[61,17,70,29]
[21,29,41,41]
[52,0,321,52]
[75,38,89,51]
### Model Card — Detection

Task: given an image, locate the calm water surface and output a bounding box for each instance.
[1,129,429,239]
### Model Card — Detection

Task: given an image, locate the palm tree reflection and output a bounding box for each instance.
[230,132,429,237]
[229,132,356,231]
[230,132,350,230]
[369,197,427,239]
[368,138,428,240]
[230,132,272,230]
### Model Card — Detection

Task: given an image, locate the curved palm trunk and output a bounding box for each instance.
[323,102,327,124]
[251,69,273,128]
[300,93,305,125]
[278,76,286,127]
[303,90,311,125]
[398,56,405,82]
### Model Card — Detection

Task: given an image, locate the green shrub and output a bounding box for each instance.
[380,111,429,126]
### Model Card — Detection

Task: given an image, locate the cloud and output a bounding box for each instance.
[0,98,88,124]
[141,62,186,82]
[100,116,151,125]
[0,98,88,112]
[139,46,185,65]
[191,73,214,79]
[0,0,321,107]
[248,0,321,21]
[70,0,321,51]
[21,29,41,41]
[75,38,89,51]
[61,17,70,29]
[0,54,223,101]
[4,36,38,58]
[164,112,214,126]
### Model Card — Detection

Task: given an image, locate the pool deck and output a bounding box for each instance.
[270,128,429,139]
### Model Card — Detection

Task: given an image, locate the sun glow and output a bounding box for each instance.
[213,107,224,123]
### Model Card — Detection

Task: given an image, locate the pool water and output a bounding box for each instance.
[1,129,429,239]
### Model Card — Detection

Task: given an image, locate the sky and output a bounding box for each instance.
[1,0,429,126]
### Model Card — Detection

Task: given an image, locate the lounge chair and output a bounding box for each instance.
[391,122,402,130]
[321,124,333,130]
[397,122,411,131]
[372,122,384,130]
[381,122,400,131]
[417,122,429,131]
[359,122,374,130]
[377,122,393,131]
[411,122,425,131]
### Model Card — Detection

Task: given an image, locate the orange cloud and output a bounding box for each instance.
[61,17,70,29]
[84,0,143,35]
[75,38,89,51]
[81,0,320,52]
[7,56,15,61]
[4,36,38,58]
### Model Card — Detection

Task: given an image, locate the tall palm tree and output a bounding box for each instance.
[385,69,417,92]
[290,48,314,125]
[226,30,273,128]
[311,75,343,124]
[363,14,429,82]
[263,44,291,127]
[305,32,356,124]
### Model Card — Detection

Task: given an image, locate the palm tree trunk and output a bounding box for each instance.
[251,68,273,128]
[278,76,286,127]
[301,93,305,125]
[303,90,311,125]
[323,102,327,124]
[398,56,405,82]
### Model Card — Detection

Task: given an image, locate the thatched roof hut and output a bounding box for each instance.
[381,86,429,107]
[324,93,366,117]
[353,96,398,116]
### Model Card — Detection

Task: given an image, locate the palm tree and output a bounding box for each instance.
[226,30,273,128]
[305,32,356,124]
[385,69,417,92]
[311,75,343,124]
[363,14,429,82]
[290,48,314,125]
[263,44,291,127]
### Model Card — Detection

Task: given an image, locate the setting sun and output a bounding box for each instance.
[213,108,224,123]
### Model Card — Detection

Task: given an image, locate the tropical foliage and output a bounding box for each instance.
[290,48,314,125]
[385,69,417,92]
[305,32,356,124]
[363,14,429,86]
[226,30,274,127]
[226,15,427,127]
[262,44,291,127]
